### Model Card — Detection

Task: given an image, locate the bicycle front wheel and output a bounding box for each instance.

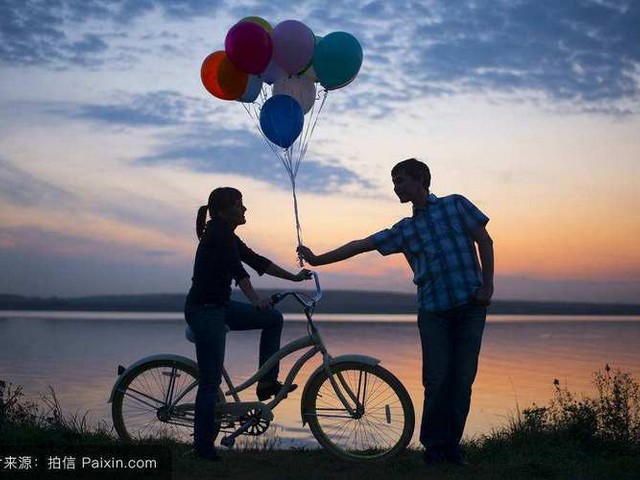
[305,361,414,461]
[112,358,217,442]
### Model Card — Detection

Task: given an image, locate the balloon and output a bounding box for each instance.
[201,51,248,100]
[273,75,316,114]
[313,32,363,90]
[259,95,304,148]
[298,35,322,77]
[239,75,263,103]
[240,16,272,33]
[272,20,315,75]
[261,59,287,85]
[225,21,273,74]
[301,64,319,83]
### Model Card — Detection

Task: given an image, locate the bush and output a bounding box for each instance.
[593,364,640,443]
[0,380,40,428]
[518,364,640,447]
[0,380,113,445]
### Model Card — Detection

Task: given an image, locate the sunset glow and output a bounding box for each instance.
[1,1,639,302]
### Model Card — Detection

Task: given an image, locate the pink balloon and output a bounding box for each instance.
[261,59,287,85]
[225,21,273,74]
[272,20,315,75]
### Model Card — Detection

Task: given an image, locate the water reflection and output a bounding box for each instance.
[1,313,639,447]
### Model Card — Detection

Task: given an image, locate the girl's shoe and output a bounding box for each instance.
[256,380,298,401]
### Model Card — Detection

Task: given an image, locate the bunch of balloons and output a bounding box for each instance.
[201,16,363,149]
[200,16,363,261]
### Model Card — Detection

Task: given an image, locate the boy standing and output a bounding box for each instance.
[298,158,494,466]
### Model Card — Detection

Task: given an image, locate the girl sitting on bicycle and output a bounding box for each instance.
[185,186,311,461]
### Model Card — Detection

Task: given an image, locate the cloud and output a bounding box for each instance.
[0,0,111,67]
[304,0,640,115]
[0,157,76,207]
[0,232,190,296]
[45,90,376,193]
[3,0,638,117]
[66,90,199,127]
[403,1,640,104]
[0,0,221,67]
[136,122,375,194]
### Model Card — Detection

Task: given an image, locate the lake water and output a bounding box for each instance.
[1,311,639,448]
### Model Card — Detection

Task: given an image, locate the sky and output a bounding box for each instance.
[1,0,639,303]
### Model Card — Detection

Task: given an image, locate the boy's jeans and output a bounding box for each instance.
[418,301,487,453]
[184,301,283,453]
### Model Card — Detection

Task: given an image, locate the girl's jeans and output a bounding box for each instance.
[184,300,284,453]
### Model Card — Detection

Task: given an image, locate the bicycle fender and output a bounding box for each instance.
[299,355,380,425]
[108,354,197,403]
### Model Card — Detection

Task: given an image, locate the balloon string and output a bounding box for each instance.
[242,102,301,264]
[297,89,328,177]
[242,84,327,268]
[285,148,304,266]
[242,102,284,163]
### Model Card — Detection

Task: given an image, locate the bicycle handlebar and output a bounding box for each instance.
[270,271,322,309]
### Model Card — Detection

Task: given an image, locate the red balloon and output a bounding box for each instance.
[201,51,248,100]
[225,21,273,75]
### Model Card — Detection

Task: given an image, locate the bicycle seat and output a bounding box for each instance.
[185,325,230,343]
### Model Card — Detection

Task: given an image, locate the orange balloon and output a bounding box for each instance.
[201,51,248,100]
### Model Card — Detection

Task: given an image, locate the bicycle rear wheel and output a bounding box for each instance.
[112,358,221,442]
[305,361,414,461]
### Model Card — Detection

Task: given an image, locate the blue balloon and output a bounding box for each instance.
[313,32,363,90]
[259,94,304,148]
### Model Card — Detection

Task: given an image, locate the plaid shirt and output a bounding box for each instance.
[372,193,489,312]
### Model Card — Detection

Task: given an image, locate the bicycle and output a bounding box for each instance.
[109,272,414,461]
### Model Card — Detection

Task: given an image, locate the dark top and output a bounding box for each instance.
[186,219,272,306]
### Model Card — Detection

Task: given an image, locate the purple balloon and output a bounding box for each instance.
[225,21,273,74]
[272,20,315,75]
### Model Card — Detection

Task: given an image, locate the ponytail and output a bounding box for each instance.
[196,205,208,240]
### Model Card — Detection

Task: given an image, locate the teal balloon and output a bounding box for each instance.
[259,95,304,148]
[313,32,363,90]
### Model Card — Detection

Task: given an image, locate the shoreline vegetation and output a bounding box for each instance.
[1,366,639,479]
[2,290,640,316]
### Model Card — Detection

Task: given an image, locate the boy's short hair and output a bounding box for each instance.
[392,158,431,189]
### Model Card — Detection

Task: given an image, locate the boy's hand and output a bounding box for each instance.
[297,245,318,266]
[474,283,494,306]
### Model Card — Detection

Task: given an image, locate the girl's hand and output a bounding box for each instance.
[294,269,313,282]
[254,297,274,310]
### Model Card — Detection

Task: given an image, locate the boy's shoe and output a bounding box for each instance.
[193,448,221,462]
[422,449,447,466]
[446,447,470,467]
[256,380,298,401]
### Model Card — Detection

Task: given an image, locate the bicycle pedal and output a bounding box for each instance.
[220,436,235,448]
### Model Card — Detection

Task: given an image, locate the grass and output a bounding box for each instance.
[2,365,640,479]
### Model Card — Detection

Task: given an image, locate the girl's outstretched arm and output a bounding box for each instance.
[265,264,312,282]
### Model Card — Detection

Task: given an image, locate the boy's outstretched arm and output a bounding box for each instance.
[298,237,376,266]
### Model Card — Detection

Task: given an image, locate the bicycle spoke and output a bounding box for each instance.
[114,361,201,443]
[307,363,414,461]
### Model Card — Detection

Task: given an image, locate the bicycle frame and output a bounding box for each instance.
[176,272,364,417]
[221,273,365,418]
[222,332,322,407]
